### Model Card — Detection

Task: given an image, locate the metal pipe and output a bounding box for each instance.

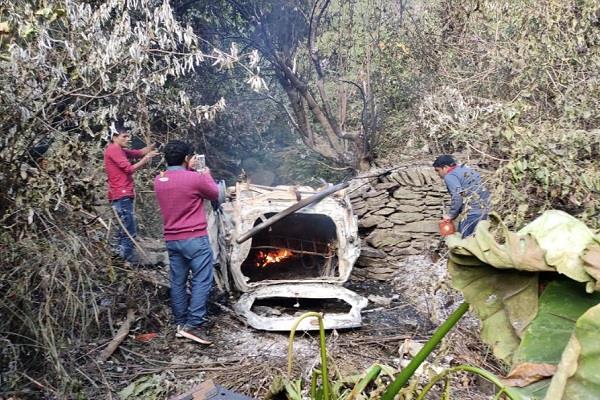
[235,181,349,244]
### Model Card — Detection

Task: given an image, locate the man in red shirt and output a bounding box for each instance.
[104,125,159,264]
[153,140,219,345]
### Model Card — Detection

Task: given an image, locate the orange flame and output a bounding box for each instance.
[256,248,294,267]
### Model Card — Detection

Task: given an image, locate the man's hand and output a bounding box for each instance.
[442,214,452,221]
[141,142,157,156]
[142,150,160,164]
[188,155,209,173]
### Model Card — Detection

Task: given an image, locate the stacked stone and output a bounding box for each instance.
[350,167,449,280]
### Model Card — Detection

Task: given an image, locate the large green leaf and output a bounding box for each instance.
[511,379,551,400]
[544,303,600,399]
[446,210,600,396]
[448,260,539,363]
[513,280,600,366]
[446,215,552,273]
[501,280,600,390]
[582,243,600,291]
[519,210,596,287]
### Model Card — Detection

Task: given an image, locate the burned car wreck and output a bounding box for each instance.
[213,182,367,331]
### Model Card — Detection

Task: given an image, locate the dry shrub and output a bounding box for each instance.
[386,0,600,227]
[0,225,107,395]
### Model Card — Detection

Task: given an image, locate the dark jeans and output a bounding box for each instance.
[111,197,136,262]
[166,235,213,328]
[459,214,487,238]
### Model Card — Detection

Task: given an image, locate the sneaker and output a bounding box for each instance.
[177,325,212,345]
[175,325,183,338]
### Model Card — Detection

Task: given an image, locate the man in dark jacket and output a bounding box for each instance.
[433,155,491,237]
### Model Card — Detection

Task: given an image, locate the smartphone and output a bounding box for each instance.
[195,154,206,170]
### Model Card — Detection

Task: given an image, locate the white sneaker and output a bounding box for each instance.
[175,325,183,338]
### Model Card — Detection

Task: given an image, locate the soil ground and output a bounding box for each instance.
[83,256,505,399]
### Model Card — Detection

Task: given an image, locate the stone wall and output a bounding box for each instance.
[349,166,449,280]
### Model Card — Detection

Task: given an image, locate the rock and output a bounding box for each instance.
[388,246,422,256]
[359,214,386,228]
[395,204,423,213]
[375,182,398,190]
[408,169,425,186]
[363,189,386,198]
[392,188,421,200]
[425,191,445,198]
[366,195,389,209]
[357,257,389,268]
[350,199,367,208]
[378,220,394,229]
[374,207,396,216]
[379,239,412,253]
[425,198,444,206]
[355,207,370,218]
[368,266,397,275]
[386,199,400,208]
[389,212,423,224]
[393,220,438,233]
[360,246,387,258]
[390,171,408,185]
[366,229,412,248]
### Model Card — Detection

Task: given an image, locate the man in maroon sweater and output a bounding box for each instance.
[153,140,219,345]
[104,126,159,264]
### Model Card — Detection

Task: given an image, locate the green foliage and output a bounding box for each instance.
[0,0,252,396]
[268,312,398,400]
[446,212,600,399]
[119,375,166,400]
[381,0,600,226]
[513,280,600,366]
[545,303,600,399]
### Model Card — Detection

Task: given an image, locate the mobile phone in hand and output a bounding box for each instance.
[195,154,206,170]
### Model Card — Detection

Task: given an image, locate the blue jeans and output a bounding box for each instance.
[166,235,213,328]
[111,197,136,262]
[459,214,487,238]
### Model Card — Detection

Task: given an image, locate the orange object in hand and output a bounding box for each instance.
[439,219,456,236]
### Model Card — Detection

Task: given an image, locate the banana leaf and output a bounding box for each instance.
[446,211,600,399]
[544,303,600,399]
[519,210,596,288]
[448,260,538,364]
[582,243,600,291]
[446,214,552,272]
